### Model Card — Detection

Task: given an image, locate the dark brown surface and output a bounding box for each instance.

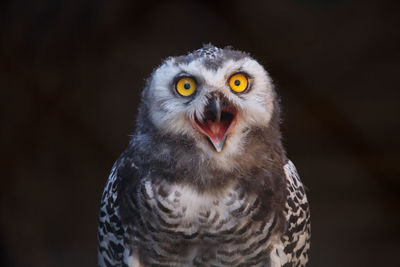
[1,0,399,266]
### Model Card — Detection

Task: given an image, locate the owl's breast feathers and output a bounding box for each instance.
[98,151,310,266]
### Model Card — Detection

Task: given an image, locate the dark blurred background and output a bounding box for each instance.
[1,0,399,266]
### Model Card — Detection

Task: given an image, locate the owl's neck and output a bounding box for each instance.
[130,120,286,192]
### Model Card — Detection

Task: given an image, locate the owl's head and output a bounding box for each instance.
[138,45,280,165]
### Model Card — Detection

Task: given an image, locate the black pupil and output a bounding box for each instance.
[234,79,241,86]
[184,82,191,90]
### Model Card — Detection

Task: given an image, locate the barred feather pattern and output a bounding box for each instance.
[98,159,128,267]
[271,161,311,266]
[98,159,310,267]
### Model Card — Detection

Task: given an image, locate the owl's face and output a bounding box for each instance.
[142,46,276,162]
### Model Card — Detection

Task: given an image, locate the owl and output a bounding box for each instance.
[98,45,310,267]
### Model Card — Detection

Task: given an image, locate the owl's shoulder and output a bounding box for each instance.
[272,160,311,266]
[98,151,142,267]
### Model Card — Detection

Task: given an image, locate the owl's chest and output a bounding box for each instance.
[138,180,261,238]
[131,180,279,265]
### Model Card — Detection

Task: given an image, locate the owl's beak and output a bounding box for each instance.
[191,95,237,152]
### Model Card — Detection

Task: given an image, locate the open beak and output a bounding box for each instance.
[190,94,237,152]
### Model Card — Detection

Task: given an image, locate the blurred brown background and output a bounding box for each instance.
[1,0,399,266]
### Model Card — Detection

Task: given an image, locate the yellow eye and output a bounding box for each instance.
[229,73,248,93]
[176,77,196,97]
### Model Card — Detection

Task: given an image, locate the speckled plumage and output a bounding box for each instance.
[98,45,310,267]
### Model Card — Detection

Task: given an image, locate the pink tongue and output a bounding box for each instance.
[205,120,228,142]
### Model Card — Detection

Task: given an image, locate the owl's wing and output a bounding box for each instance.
[98,153,139,267]
[276,160,311,266]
